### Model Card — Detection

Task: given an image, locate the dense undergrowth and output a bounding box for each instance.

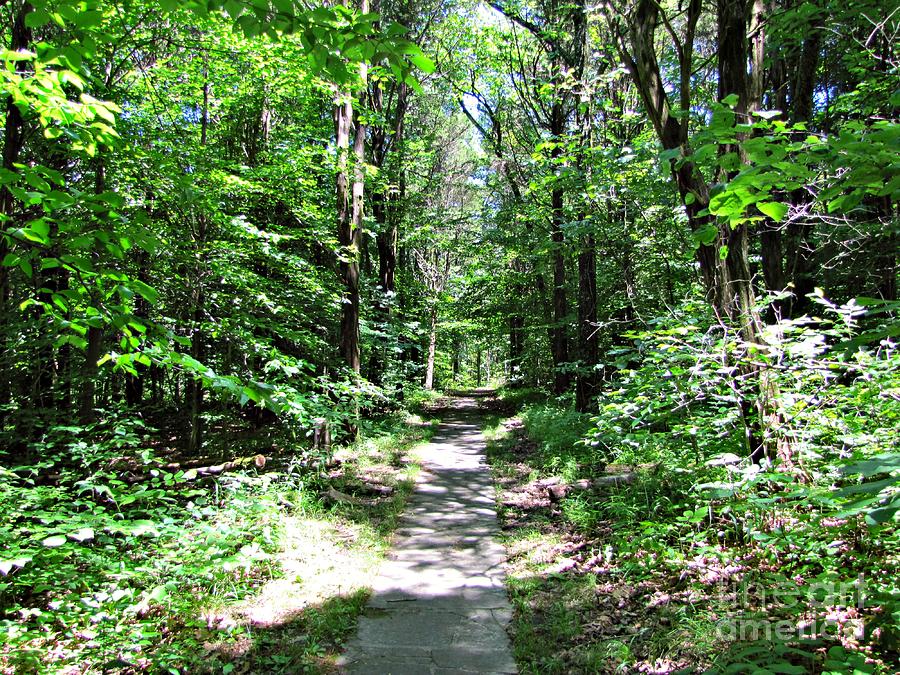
[0,409,435,674]
[484,298,899,674]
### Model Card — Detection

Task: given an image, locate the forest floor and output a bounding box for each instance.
[191,418,436,674]
[0,413,437,675]
[8,394,891,673]
[479,401,891,674]
[481,411,697,674]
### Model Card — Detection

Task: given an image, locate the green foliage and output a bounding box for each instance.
[496,386,548,410]
[0,0,898,670]
[689,103,900,230]
[492,290,899,671]
[0,408,431,672]
[585,299,746,466]
[521,403,594,479]
[0,416,296,672]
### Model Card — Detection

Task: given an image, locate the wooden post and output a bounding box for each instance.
[313,417,331,454]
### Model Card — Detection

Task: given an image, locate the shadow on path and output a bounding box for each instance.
[338,397,517,674]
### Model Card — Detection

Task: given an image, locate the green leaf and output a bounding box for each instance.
[24,8,51,28]
[224,0,244,19]
[123,520,159,537]
[24,219,50,244]
[757,201,789,222]
[835,476,898,497]
[693,224,719,246]
[131,280,159,304]
[840,453,900,477]
[236,15,260,38]
[659,147,681,163]
[272,0,295,13]
[73,10,103,29]
[408,53,435,74]
[69,528,95,543]
[766,663,807,674]
[148,584,169,601]
[865,498,900,525]
[0,557,31,575]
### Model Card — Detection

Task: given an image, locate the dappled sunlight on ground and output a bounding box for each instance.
[197,516,380,667]
[181,420,433,673]
[229,519,378,630]
[339,397,517,673]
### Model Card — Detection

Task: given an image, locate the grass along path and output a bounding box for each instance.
[190,417,436,674]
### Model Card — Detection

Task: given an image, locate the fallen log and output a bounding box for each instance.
[324,487,381,508]
[546,474,637,502]
[182,454,267,479]
[121,454,268,484]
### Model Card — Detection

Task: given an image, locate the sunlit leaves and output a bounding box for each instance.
[756,201,788,222]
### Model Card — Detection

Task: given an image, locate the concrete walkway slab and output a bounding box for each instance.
[339,400,517,674]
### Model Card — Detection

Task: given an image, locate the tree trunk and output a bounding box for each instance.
[760,222,786,321]
[621,0,719,299]
[125,250,149,406]
[336,0,366,375]
[187,215,206,455]
[509,310,524,380]
[575,234,598,412]
[0,1,32,422]
[549,97,570,395]
[424,305,438,390]
[783,29,822,317]
[574,34,597,412]
[475,349,482,387]
[370,74,407,384]
[876,200,897,301]
[335,89,354,364]
[619,0,787,465]
[77,157,109,423]
[187,69,210,454]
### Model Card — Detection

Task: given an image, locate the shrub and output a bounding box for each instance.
[521,404,595,479]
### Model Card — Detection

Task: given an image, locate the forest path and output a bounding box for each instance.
[338,395,517,674]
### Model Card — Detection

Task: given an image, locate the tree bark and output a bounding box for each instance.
[783,28,822,317]
[125,248,149,407]
[618,0,720,300]
[335,0,367,375]
[77,156,111,423]
[509,310,524,380]
[0,1,32,422]
[475,349,482,387]
[549,95,570,395]
[424,305,438,390]
[574,13,597,411]
[187,67,210,454]
[575,234,597,411]
[616,0,790,464]
[370,61,408,384]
